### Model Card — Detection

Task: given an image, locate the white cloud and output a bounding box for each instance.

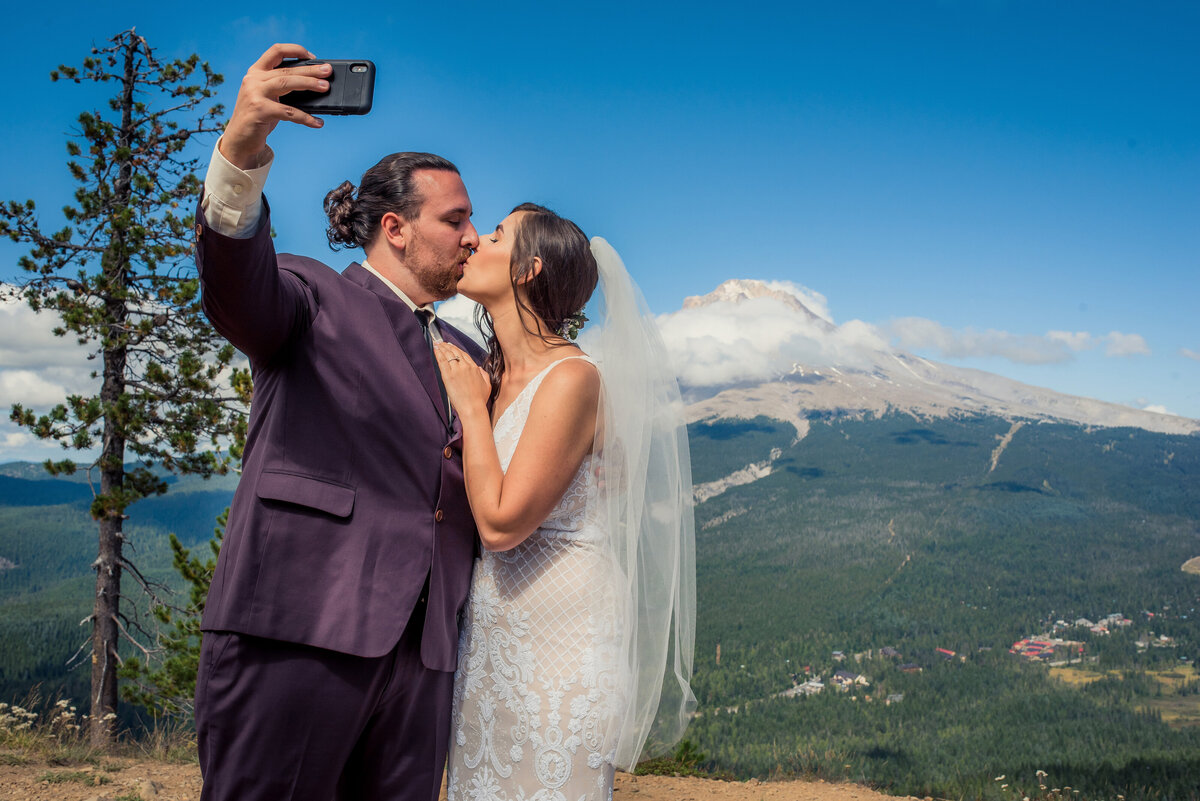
[885,318,1078,365]
[763,281,835,324]
[0,421,74,464]
[0,369,71,407]
[1102,332,1150,357]
[0,298,94,410]
[882,318,1152,365]
[1182,348,1200,362]
[1142,404,1173,416]
[640,281,1161,390]
[655,295,886,387]
[1,429,33,450]
[359,279,1163,402]
[1047,331,1096,351]
[0,298,93,369]
[0,297,99,462]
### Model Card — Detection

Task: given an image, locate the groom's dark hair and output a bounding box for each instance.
[476,203,599,398]
[323,152,459,249]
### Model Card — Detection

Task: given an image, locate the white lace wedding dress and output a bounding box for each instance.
[446,356,628,801]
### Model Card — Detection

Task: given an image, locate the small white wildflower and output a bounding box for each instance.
[995,775,1006,781]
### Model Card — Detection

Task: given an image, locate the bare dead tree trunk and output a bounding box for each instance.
[88,32,136,748]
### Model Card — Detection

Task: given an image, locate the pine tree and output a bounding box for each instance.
[0,29,247,746]
[119,509,227,719]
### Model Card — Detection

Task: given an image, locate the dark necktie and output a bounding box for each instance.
[415,308,452,431]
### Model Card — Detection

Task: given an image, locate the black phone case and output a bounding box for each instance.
[279,59,376,116]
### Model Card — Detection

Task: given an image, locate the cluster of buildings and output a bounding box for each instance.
[1009,611,1174,662]
[780,670,904,705]
[778,645,962,704]
[1009,637,1084,663]
[1059,613,1134,636]
[765,606,1193,714]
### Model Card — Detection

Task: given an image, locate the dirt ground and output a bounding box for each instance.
[0,755,916,801]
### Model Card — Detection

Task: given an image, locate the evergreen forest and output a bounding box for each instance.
[2,411,1199,798]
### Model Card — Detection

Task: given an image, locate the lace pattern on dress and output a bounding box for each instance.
[447,356,627,801]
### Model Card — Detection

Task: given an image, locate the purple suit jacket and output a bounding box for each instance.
[195,199,481,670]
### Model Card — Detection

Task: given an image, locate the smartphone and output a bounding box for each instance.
[278,59,376,116]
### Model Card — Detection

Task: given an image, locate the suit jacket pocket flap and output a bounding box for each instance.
[257,471,356,518]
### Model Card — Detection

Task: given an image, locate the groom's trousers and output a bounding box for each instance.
[195,593,454,801]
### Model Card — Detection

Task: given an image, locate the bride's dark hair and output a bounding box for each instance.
[476,203,599,399]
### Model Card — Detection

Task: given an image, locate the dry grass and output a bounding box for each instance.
[1050,663,1197,687]
[1140,694,1200,727]
[0,690,197,769]
[1146,663,1199,688]
[36,767,114,785]
[1047,666,1106,685]
[1049,664,1200,728]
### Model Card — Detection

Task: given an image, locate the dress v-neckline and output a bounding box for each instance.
[491,355,590,432]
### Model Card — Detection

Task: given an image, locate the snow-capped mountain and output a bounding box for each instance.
[671,280,1199,438]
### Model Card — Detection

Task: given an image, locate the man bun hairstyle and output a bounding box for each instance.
[324,152,460,250]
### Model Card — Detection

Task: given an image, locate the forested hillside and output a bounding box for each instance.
[686,414,1200,799]
[3,413,1199,798]
[0,467,237,718]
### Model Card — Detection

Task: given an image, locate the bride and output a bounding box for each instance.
[432,203,696,800]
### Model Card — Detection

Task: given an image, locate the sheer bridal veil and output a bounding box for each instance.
[579,237,697,770]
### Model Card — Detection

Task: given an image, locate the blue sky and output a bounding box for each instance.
[1,1,1198,460]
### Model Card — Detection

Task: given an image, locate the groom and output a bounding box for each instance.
[193,44,482,801]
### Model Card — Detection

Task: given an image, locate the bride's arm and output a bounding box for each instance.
[434,344,599,552]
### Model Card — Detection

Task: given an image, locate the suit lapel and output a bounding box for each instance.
[344,263,451,430]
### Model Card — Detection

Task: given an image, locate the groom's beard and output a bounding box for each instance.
[407,231,470,302]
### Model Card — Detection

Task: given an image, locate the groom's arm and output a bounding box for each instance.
[195,190,315,366]
[195,43,332,364]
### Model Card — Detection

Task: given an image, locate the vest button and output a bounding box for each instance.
[443,446,453,459]
[435,509,445,523]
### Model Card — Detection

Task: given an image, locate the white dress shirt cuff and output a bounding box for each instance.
[201,138,274,238]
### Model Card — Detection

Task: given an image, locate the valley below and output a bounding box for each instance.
[3,408,1200,800]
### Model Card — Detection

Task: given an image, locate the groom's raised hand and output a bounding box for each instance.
[220,44,332,170]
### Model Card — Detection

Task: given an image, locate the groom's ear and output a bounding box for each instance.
[379,212,408,252]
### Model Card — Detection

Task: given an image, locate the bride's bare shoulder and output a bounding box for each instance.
[536,355,600,404]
